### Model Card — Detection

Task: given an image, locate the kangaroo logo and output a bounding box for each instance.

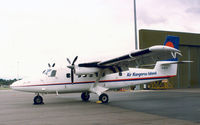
[165,41,174,48]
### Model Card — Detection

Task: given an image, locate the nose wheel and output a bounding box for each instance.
[99,93,109,103]
[33,94,44,105]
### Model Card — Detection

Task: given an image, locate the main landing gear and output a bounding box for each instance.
[33,94,44,105]
[81,92,90,102]
[81,92,109,103]
[99,93,109,103]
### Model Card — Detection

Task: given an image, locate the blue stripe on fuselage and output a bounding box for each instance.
[17,75,175,87]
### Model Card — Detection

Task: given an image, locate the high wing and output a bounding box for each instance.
[76,36,181,95]
[78,45,181,74]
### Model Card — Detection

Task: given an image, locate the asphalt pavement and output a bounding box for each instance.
[0,89,200,125]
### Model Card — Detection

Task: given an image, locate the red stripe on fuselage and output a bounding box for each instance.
[14,75,176,87]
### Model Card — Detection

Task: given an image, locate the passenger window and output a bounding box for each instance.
[119,72,122,76]
[50,70,57,77]
[83,74,87,77]
[95,72,98,77]
[66,73,71,78]
[89,74,93,77]
[78,75,81,78]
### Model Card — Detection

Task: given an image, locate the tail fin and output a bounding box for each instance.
[164,36,179,49]
[164,36,180,61]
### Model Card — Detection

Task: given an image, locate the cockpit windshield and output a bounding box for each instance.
[50,70,57,77]
[42,69,57,77]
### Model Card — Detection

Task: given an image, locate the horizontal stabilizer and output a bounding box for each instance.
[161,61,193,65]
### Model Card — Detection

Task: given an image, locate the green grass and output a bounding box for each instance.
[0,87,11,90]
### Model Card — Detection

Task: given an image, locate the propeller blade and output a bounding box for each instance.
[52,63,55,67]
[66,58,71,64]
[48,63,51,68]
[71,69,74,83]
[72,56,78,65]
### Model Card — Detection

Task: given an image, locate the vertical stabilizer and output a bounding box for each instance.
[164,36,180,61]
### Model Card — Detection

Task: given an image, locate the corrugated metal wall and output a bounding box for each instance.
[139,29,200,88]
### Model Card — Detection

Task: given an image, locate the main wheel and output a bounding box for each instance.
[33,95,44,105]
[81,92,90,102]
[99,93,109,103]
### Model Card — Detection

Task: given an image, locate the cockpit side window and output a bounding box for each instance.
[42,69,57,77]
[50,70,57,77]
[43,69,52,75]
[42,70,46,74]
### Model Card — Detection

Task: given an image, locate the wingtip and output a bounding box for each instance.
[149,45,180,53]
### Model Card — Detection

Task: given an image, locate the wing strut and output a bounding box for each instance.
[89,70,108,96]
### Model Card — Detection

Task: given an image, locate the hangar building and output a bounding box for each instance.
[139,29,200,88]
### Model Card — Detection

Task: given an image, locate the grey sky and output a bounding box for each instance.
[137,0,200,32]
[0,0,199,79]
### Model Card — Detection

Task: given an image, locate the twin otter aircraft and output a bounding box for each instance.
[11,36,183,105]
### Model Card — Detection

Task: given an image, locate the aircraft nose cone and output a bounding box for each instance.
[10,80,21,90]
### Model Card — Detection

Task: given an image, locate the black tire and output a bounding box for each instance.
[81,92,90,102]
[99,93,109,103]
[33,95,44,105]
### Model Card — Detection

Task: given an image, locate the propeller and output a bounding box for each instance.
[52,63,55,67]
[66,56,78,83]
[48,63,56,68]
[48,63,51,68]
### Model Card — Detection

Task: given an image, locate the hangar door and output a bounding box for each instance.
[177,45,200,88]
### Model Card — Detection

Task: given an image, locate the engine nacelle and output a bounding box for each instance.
[75,66,100,75]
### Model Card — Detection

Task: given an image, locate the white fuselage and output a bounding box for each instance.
[11,61,176,94]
